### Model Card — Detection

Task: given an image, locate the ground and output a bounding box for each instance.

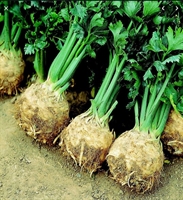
[1,96,183,200]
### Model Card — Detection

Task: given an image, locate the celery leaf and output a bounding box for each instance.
[143,1,160,17]
[123,1,141,18]
[166,26,183,53]
[70,4,87,19]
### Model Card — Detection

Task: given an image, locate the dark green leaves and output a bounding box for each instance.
[90,12,104,30]
[109,21,128,53]
[123,1,141,18]
[70,4,87,19]
[166,26,183,54]
[147,31,166,53]
[143,1,160,17]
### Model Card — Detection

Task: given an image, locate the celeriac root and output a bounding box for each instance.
[161,109,183,156]
[15,82,70,146]
[0,51,25,95]
[60,113,114,175]
[107,129,164,194]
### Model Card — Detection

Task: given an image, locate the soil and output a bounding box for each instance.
[1,95,183,200]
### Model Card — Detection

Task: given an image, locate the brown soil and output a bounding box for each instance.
[1,95,183,200]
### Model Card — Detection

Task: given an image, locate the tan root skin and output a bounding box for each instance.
[161,109,183,156]
[0,51,25,95]
[16,82,70,146]
[60,114,114,174]
[107,129,164,194]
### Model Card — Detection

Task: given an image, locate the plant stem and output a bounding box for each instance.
[97,56,126,117]
[48,26,76,82]
[139,83,149,126]
[1,1,10,50]
[13,24,22,49]
[52,46,86,91]
[94,53,118,105]
[140,63,175,132]
[34,49,45,82]
[58,37,83,79]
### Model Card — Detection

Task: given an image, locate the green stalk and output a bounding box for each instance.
[12,25,22,48]
[150,103,161,131]
[58,37,83,79]
[52,46,86,91]
[155,103,171,137]
[48,26,76,82]
[11,22,19,41]
[97,56,126,117]
[100,100,118,127]
[94,53,118,104]
[140,63,175,132]
[1,1,10,50]
[56,82,70,95]
[139,84,149,126]
[104,83,121,114]
[134,100,140,130]
[145,80,158,116]
[34,49,45,82]
[148,63,175,115]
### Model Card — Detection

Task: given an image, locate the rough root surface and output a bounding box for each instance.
[0,51,25,95]
[161,110,183,156]
[106,129,164,194]
[60,114,114,174]
[15,82,70,146]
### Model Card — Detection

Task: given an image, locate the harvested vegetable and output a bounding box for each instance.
[16,1,110,146]
[161,61,183,156]
[107,1,183,193]
[0,1,25,95]
[59,17,129,174]
[161,109,183,156]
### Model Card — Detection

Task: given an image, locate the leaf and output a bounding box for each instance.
[35,40,47,49]
[123,1,141,18]
[164,84,178,104]
[178,69,183,79]
[24,43,35,55]
[147,31,167,53]
[109,21,128,50]
[143,1,160,17]
[111,1,122,8]
[0,13,3,22]
[72,23,84,38]
[128,59,143,71]
[23,3,31,10]
[123,67,133,81]
[9,4,22,19]
[70,4,87,19]
[153,61,166,71]
[86,45,96,58]
[31,1,40,8]
[166,26,183,53]
[94,36,107,46]
[50,11,58,19]
[86,1,99,9]
[90,12,104,30]
[60,8,70,21]
[162,55,181,64]
[143,68,154,80]
[30,13,35,24]
[174,80,183,87]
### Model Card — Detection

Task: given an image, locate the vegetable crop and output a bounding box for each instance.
[60,17,129,174]
[0,1,25,95]
[16,1,111,146]
[160,0,183,156]
[106,1,183,193]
